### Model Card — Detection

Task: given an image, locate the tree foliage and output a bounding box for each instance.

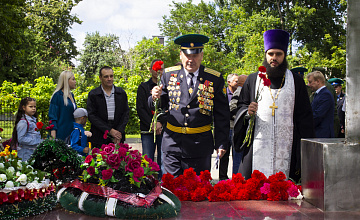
[159,0,346,77]
[0,0,82,84]
[77,32,125,81]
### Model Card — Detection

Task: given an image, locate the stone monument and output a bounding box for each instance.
[301,0,360,211]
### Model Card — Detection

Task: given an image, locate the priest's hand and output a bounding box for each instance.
[217,149,226,159]
[151,85,163,101]
[248,102,258,116]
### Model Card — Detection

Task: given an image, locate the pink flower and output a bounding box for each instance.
[91,148,100,158]
[118,147,128,158]
[102,168,113,180]
[260,183,271,194]
[118,143,130,151]
[106,154,122,169]
[85,155,93,164]
[150,161,160,172]
[103,130,109,139]
[87,166,95,176]
[287,183,300,198]
[133,167,145,182]
[101,144,115,155]
[125,159,141,172]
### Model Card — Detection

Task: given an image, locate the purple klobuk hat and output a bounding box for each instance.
[264,29,290,54]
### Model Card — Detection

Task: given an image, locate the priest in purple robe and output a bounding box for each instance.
[232,29,315,182]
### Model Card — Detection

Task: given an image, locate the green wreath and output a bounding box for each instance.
[29,138,83,183]
[57,183,181,219]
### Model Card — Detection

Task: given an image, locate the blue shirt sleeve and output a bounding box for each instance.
[70,129,85,155]
[48,94,60,130]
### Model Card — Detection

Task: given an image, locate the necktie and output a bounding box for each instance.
[189,73,195,89]
[188,73,195,95]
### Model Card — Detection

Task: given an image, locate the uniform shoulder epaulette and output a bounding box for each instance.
[165,66,181,72]
[204,67,221,77]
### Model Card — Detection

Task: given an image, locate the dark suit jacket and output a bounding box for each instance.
[312,86,335,138]
[151,65,230,158]
[87,85,129,147]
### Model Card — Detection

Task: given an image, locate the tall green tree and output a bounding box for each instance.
[77,32,125,81]
[0,0,82,84]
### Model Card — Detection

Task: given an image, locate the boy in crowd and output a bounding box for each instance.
[70,108,92,156]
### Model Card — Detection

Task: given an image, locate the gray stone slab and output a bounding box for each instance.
[302,138,360,211]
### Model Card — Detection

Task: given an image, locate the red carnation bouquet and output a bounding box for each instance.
[149,60,164,142]
[161,168,213,202]
[35,120,54,138]
[243,66,271,147]
[161,168,301,202]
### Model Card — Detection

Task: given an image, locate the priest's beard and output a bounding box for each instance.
[262,57,288,78]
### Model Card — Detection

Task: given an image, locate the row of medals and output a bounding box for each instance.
[168,74,181,110]
[167,73,214,116]
[198,80,214,116]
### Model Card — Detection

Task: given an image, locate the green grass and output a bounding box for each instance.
[0,121,14,140]
[126,134,140,139]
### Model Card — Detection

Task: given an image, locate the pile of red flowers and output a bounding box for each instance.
[161,169,302,202]
[0,183,55,205]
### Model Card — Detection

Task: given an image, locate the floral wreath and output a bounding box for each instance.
[0,145,56,219]
[57,143,181,219]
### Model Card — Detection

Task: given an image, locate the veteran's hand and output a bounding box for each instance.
[151,85,163,101]
[155,122,163,135]
[248,102,258,116]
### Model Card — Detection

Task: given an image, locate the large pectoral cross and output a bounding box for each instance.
[269,102,278,116]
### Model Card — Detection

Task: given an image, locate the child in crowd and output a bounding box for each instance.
[11,97,42,161]
[70,108,92,156]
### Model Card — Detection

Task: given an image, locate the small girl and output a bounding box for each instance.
[10,97,42,161]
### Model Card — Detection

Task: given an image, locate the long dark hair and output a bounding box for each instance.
[10,97,37,149]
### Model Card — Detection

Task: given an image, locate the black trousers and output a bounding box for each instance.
[162,153,211,177]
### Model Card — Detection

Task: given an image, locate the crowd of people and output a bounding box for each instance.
[10,29,345,181]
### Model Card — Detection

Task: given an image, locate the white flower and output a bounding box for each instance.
[5,181,14,188]
[0,163,4,169]
[0,174,7,182]
[17,161,22,170]
[6,167,15,175]
[16,171,21,177]
[32,180,38,184]
[16,174,27,185]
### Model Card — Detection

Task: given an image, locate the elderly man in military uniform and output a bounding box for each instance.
[151,34,229,177]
